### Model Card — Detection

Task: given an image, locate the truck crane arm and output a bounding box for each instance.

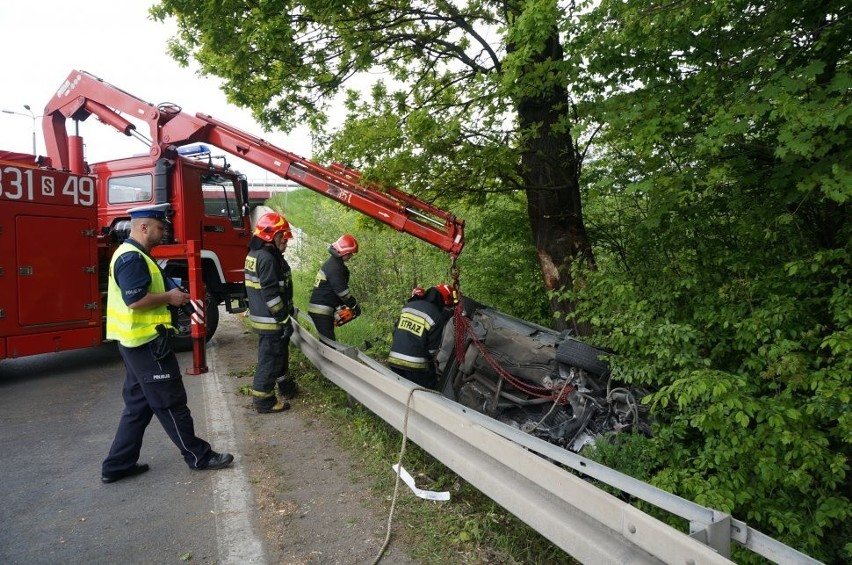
[42,70,465,257]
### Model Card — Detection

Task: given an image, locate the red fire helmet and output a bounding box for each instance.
[254,212,293,242]
[332,234,359,255]
[435,283,458,306]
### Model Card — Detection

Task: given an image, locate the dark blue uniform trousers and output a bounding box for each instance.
[309,312,336,341]
[391,366,438,390]
[252,332,289,410]
[102,337,212,474]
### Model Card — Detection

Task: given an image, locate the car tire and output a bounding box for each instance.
[556,338,611,376]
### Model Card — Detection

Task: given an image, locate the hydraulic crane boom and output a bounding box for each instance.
[43,70,465,257]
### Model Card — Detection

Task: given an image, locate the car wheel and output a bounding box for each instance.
[556,338,611,376]
[172,294,220,351]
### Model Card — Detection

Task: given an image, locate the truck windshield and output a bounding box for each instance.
[108,174,153,204]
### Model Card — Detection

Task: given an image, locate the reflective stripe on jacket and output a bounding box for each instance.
[245,244,293,334]
[106,242,172,347]
[308,254,354,317]
[388,300,447,372]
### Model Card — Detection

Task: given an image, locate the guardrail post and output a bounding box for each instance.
[690,511,732,558]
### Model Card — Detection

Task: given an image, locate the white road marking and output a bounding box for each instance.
[202,342,266,564]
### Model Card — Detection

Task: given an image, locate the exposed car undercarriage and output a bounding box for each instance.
[436,299,650,452]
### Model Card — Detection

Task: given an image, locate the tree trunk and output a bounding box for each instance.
[516,31,594,335]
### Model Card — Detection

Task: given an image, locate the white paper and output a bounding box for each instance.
[391,464,450,501]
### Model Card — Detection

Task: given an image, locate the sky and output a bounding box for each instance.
[0,0,312,182]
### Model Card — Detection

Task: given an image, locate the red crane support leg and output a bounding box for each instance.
[185,240,208,375]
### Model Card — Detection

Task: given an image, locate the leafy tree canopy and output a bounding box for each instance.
[152,0,531,195]
[564,1,850,561]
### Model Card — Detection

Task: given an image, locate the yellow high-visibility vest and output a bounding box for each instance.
[106,242,172,347]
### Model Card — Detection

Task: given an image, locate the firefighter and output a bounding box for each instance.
[307,234,361,341]
[388,284,458,389]
[245,211,297,413]
[102,203,233,483]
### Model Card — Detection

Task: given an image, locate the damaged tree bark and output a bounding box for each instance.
[514,27,594,335]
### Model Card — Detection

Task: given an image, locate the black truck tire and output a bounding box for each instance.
[172,294,220,351]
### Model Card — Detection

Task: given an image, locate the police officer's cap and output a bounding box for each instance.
[127,203,172,223]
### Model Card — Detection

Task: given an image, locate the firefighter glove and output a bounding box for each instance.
[280,320,294,340]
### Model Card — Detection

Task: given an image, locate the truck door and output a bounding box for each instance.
[196,170,251,284]
[16,215,98,326]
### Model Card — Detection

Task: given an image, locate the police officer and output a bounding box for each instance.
[101,203,233,484]
[388,284,457,389]
[308,234,360,341]
[244,212,296,413]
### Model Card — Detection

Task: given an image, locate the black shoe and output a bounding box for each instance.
[101,463,150,484]
[197,452,234,471]
[256,399,290,413]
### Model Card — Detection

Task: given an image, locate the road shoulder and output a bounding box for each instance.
[207,311,418,564]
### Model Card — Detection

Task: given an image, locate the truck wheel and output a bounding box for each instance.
[172,294,220,351]
[555,338,611,376]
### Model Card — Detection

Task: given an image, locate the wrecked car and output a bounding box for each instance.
[436,298,649,452]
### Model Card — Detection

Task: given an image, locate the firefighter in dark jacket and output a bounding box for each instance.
[245,212,297,413]
[308,234,360,340]
[388,284,457,389]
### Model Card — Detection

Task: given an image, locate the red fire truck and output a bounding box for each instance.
[1,70,464,372]
[0,151,101,360]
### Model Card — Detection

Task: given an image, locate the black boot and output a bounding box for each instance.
[256,398,290,413]
[252,388,290,413]
[276,376,299,400]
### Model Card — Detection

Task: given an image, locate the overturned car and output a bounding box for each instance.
[436,298,650,452]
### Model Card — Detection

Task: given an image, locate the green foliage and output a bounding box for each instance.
[310,76,520,208]
[453,194,552,325]
[569,249,851,561]
[151,0,528,195]
[563,1,851,561]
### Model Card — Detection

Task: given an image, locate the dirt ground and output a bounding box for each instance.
[210,311,419,565]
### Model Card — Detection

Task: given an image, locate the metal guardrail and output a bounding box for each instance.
[291,319,822,565]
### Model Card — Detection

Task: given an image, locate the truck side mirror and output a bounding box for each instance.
[239,177,249,215]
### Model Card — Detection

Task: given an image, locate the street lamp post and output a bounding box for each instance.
[2,104,39,155]
[23,104,37,156]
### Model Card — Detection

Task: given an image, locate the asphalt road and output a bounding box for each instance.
[0,341,263,565]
